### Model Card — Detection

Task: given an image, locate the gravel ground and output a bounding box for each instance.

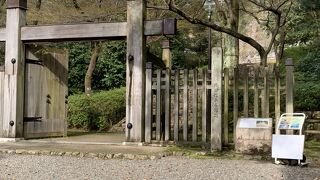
[0,154,319,180]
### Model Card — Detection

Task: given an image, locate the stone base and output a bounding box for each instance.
[0,138,24,142]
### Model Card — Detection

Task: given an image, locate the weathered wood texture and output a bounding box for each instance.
[211,47,223,151]
[2,8,26,138]
[144,63,152,143]
[192,70,198,142]
[183,69,189,141]
[0,28,6,42]
[202,69,207,143]
[126,0,146,142]
[164,69,171,141]
[223,68,229,145]
[146,69,212,144]
[233,68,239,143]
[0,70,4,136]
[144,63,289,145]
[20,20,173,42]
[23,46,68,139]
[174,70,179,141]
[286,59,294,113]
[254,66,259,118]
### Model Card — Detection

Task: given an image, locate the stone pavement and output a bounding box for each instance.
[0,133,169,160]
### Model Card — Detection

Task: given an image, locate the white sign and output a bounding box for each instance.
[238,118,272,128]
[272,135,305,160]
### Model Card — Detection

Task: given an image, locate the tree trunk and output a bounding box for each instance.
[224,0,239,69]
[85,42,102,95]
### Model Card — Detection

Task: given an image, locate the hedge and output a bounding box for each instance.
[68,88,126,131]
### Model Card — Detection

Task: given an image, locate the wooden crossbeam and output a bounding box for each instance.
[19,19,175,42]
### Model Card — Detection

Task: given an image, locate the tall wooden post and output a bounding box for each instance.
[286,58,294,113]
[243,67,249,117]
[233,68,239,143]
[162,40,171,69]
[145,62,153,143]
[274,66,281,134]
[211,47,223,151]
[223,68,229,145]
[2,0,27,138]
[126,0,146,142]
[253,66,259,118]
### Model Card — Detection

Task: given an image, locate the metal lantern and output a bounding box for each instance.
[204,0,214,20]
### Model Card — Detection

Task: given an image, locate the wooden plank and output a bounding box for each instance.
[156,70,161,141]
[233,68,239,143]
[183,69,188,141]
[0,71,4,135]
[202,69,207,143]
[21,22,126,42]
[254,66,259,118]
[243,67,249,117]
[211,47,223,151]
[275,67,281,134]
[286,59,294,113]
[192,70,198,142]
[164,69,171,141]
[305,130,320,134]
[21,20,173,42]
[223,68,229,145]
[0,28,6,42]
[2,8,26,138]
[145,63,153,143]
[126,0,146,142]
[174,70,179,142]
[262,66,269,118]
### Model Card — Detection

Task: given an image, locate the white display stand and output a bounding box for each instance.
[272,113,306,165]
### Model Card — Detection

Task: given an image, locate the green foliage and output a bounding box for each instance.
[68,88,126,131]
[66,42,92,94]
[286,0,320,45]
[295,83,320,111]
[93,41,126,90]
[293,44,320,111]
[62,41,126,94]
[284,44,320,111]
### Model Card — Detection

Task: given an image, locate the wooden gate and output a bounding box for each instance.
[23,46,68,139]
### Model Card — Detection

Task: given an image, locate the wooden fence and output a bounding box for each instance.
[144,62,290,144]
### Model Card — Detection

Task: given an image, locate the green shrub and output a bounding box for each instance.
[68,88,126,131]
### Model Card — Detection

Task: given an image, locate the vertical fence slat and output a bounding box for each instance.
[254,66,259,118]
[174,70,179,142]
[183,69,188,141]
[243,67,249,117]
[156,69,161,141]
[286,59,294,135]
[223,68,229,145]
[262,67,269,118]
[233,68,239,143]
[164,69,171,141]
[192,70,198,142]
[202,69,207,143]
[145,63,152,143]
[275,67,281,134]
[0,71,4,134]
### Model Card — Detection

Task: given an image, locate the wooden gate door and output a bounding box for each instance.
[23,45,68,139]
